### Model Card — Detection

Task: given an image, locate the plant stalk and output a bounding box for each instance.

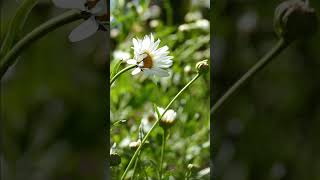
[110,64,136,85]
[131,151,141,180]
[211,38,291,115]
[121,73,201,180]
[159,128,167,179]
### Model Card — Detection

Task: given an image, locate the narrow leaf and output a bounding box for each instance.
[111,60,123,78]
[0,0,39,58]
[153,103,161,120]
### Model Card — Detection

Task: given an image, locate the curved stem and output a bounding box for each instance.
[110,64,136,85]
[121,73,201,180]
[159,128,167,179]
[0,10,84,79]
[211,38,291,115]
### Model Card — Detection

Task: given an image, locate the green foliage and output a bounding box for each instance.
[110,0,210,179]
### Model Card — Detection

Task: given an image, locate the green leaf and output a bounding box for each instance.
[111,60,123,78]
[153,103,161,120]
[0,0,39,59]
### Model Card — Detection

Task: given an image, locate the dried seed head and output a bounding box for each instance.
[110,152,121,166]
[196,60,209,74]
[274,0,318,41]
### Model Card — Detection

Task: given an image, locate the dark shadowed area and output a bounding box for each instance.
[213,0,320,180]
[1,0,108,179]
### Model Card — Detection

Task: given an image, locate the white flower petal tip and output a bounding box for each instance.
[68,18,99,42]
[53,0,108,42]
[131,68,142,75]
[90,0,108,15]
[129,34,173,78]
[126,59,137,65]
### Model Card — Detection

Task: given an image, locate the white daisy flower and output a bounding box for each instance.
[53,0,108,42]
[141,113,156,132]
[126,34,173,77]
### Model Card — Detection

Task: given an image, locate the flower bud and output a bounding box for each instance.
[157,107,177,129]
[110,152,121,166]
[187,164,199,172]
[274,0,318,41]
[129,140,141,150]
[196,60,209,74]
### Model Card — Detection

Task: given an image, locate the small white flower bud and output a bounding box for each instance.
[156,107,177,129]
[129,140,141,150]
[196,60,209,74]
[110,152,121,166]
[188,164,199,172]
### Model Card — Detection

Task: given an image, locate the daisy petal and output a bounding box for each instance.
[69,18,99,42]
[143,69,153,76]
[154,46,169,55]
[132,68,142,75]
[152,68,170,77]
[127,59,137,65]
[52,0,86,10]
[90,0,108,15]
[151,39,160,51]
[150,33,154,42]
[133,38,138,48]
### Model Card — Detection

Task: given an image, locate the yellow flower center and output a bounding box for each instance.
[142,53,153,69]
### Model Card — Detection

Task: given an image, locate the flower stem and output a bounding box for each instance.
[211,38,291,115]
[121,73,201,180]
[131,151,141,180]
[163,0,173,25]
[110,64,136,85]
[159,128,167,179]
[0,10,84,79]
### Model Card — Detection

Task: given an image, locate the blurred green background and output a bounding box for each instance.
[110,0,210,179]
[213,0,320,180]
[1,0,108,179]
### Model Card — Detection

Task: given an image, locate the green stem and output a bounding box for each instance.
[163,0,173,25]
[211,38,291,115]
[0,10,84,79]
[159,128,167,179]
[110,64,136,85]
[131,151,141,180]
[121,73,201,180]
[186,170,191,180]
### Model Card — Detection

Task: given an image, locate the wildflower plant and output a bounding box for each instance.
[110,0,210,179]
